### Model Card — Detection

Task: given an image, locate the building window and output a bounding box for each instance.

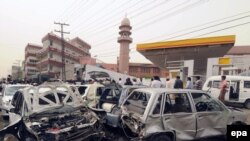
[142,67,150,73]
[130,67,138,73]
[27,69,38,73]
[48,52,53,58]
[49,40,53,46]
[153,68,160,73]
[29,59,38,64]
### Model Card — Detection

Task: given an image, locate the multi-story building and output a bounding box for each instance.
[23,33,91,80]
[24,43,42,79]
[11,65,22,80]
[36,33,91,79]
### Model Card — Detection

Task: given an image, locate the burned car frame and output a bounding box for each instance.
[120,88,247,141]
[0,82,104,141]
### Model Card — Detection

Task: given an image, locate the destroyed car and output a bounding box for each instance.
[121,88,247,141]
[98,84,147,113]
[0,82,104,141]
[70,83,105,108]
[0,84,30,119]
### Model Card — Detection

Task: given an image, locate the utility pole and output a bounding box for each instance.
[54,22,70,81]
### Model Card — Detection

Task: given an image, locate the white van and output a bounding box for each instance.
[203,75,250,109]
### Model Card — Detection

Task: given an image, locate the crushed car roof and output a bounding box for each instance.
[21,82,84,115]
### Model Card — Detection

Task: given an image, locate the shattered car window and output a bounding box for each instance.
[164,93,192,114]
[78,86,87,95]
[191,93,224,112]
[124,91,151,115]
[5,86,27,96]
[152,94,163,115]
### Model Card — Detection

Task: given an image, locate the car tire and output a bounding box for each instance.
[244,99,250,109]
[150,134,172,141]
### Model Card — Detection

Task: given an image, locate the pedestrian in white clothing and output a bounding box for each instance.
[185,77,193,89]
[166,78,172,88]
[151,76,164,88]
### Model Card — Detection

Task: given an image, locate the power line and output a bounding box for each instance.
[140,10,250,42]
[64,0,91,23]
[92,8,249,49]
[162,14,250,41]
[58,0,82,22]
[54,22,70,81]
[134,21,250,57]
[91,0,203,47]
[93,18,250,56]
[64,0,102,23]
[196,21,250,37]
[70,0,118,31]
[75,0,169,37]
[73,0,145,34]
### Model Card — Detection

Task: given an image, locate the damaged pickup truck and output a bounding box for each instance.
[120,88,247,141]
[0,82,104,141]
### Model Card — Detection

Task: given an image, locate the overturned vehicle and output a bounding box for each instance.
[0,82,104,141]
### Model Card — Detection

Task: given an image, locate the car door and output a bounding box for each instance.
[228,80,240,101]
[9,92,24,124]
[162,92,196,141]
[191,92,229,139]
[210,80,221,99]
[241,80,250,102]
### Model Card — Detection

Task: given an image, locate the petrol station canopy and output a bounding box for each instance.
[136,35,235,76]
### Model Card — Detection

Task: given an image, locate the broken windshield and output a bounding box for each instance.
[123,90,151,116]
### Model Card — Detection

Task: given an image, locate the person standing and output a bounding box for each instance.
[124,78,133,85]
[185,77,193,89]
[194,76,203,90]
[149,78,154,87]
[118,78,122,85]
[174,76,183,89]
[132,78,139,85]
[151,76,164,88]
[166,78,172,88]
[218,75,227,103]
[139,77,143,85]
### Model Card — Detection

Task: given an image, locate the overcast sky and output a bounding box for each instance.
[1,0,250,78]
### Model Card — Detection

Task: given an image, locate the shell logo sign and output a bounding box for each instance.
[219,57,231,65]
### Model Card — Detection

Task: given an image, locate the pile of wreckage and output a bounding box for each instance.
[0,80,247,141]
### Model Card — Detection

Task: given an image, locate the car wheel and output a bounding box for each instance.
[150,134,172,141]
[244,99,250,109]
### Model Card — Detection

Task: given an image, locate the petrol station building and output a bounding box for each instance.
[136,35,236,80]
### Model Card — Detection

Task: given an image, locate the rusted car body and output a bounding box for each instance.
[121,88,247,141]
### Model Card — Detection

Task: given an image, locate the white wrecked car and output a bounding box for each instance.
[0,82,104,141]
[121,88,247,141]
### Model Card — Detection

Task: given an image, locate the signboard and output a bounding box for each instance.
[219,57,231,65]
